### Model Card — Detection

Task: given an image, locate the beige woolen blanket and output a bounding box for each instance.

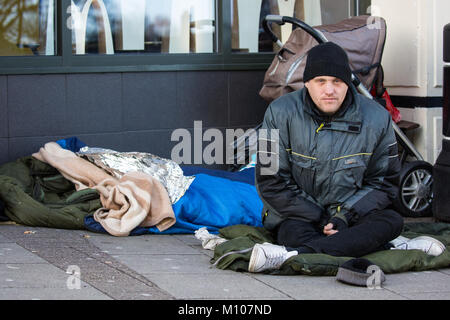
[32,142,175,236]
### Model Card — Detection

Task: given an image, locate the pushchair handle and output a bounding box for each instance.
[262,15,285,48]
[262,15,328,47]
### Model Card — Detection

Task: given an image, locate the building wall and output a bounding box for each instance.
[371,0,449,97]
[0,70,268,168]
[371,0,450,163]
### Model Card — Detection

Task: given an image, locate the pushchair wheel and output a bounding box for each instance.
[393,161,433,217]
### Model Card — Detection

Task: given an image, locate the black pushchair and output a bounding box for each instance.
[232,15,433,218]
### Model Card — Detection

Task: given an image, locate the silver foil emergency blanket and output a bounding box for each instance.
[77,147,194,204]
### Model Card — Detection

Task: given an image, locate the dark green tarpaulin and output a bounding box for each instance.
[0,156,101,230]
[212,223,450,275]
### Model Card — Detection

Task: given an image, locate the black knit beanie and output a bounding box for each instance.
[303,42,352,88]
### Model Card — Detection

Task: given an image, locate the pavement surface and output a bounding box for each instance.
[1,218,450,303]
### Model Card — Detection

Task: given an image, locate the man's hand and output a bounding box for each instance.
[323,223,338,236]
[324,216,348,235]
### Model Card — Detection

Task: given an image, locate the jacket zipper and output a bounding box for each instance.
[316,122,325,133]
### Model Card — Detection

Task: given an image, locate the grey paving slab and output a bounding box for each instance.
[2,223,450,301]
[0,243,48,264]
[401,292,450,300]
[438,268,450,276]
[0,225,82,239]
[173,234,204,247]
[0,260,155,300]
[0,234,13,243]
[252,274,406,300]
[0,227,175,300]
[0,263,77,288]
[113,254,221,275]
[87,234,199,255]
[172,235,216,258]
[202,250,215,259]
[383,270,450,294]
[144,273,290,300]
[0,287,111,300]
[0,262,110,300]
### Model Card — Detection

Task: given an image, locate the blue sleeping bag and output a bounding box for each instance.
[84,170,263,235]
[180,165,255,186]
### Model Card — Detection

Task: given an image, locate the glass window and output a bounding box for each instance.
[231,0,366,53]
[357,0,371,15]
[0,0,55,56]
[70,0,217,55]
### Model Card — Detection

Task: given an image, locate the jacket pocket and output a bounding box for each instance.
[289,154,316,196]
[262,206,285,232]
[332,156,367,194]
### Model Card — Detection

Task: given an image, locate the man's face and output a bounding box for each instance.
[304,76,349,116]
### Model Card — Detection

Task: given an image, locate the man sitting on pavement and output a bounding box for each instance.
[250,42,445,273]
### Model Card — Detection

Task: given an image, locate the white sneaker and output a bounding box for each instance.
[390,235,446,256]
[248,242,297,273]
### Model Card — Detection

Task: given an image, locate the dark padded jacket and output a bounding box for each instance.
[256,85,401,231]
[0,156,101,229]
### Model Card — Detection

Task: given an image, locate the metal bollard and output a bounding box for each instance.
[444,23,450,136]
[432,23,450,222]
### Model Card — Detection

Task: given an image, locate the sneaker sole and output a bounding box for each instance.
[414,236,446,255]
[248,245,263,273]
[414,236,446,249]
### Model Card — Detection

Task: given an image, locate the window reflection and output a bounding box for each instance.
[70,0,217,55]
[232,0,369,53]
[0,0,55,56]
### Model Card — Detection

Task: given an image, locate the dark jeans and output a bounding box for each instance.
[276,209,404,257]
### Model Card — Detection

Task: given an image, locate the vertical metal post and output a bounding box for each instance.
[444,23,450,137]
[432,22,450,222]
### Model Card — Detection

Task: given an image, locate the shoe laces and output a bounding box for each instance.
[262,245,288,269]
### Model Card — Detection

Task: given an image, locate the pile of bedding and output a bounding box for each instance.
[0,138,263,236]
